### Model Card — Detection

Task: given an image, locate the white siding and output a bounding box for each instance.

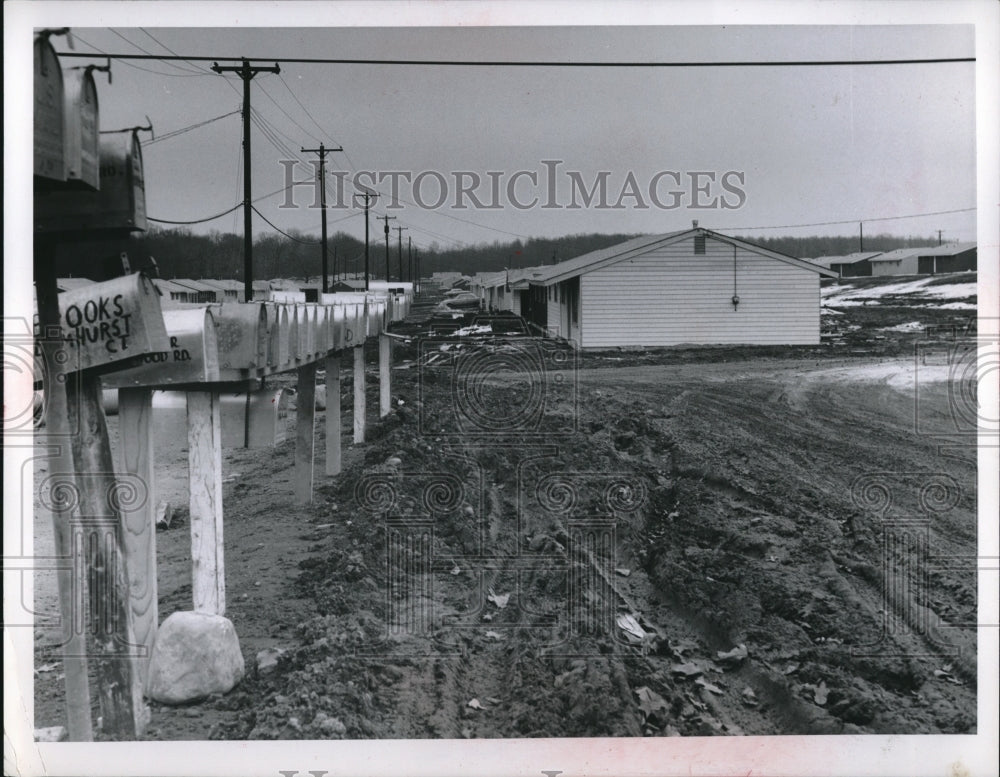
[579,235,820,348]
[546,286,561,336]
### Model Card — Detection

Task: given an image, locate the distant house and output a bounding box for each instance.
[169,279,219,303]
[868,247,924,276]
[153,279,202,304]
[521,226,836,348]
[809,251,881,278]
[916,242,977,274]
[199,279,246,303]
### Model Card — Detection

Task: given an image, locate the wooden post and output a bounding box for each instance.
[116,388,158,690]
[379,334,392,418]
[294,362,318,504]
[33,268,94,742]
[353,345,366,444]
[325,354,342,476]
[66,374,147,739]
[187,391,225,615]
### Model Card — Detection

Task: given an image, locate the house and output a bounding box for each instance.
[153,279,203,304]
[809,251,881,278]
[199,278,246,303]
[915,242,977,274]
[169,279,219,303]
[471,268,539,315]
[868,247,923,276]
[520,226,836,348]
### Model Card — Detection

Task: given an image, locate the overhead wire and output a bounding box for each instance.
[144,109,240,146]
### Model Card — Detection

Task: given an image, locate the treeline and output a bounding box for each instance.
[52,227,942,282]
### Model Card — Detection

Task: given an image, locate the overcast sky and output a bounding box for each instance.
[33,19,981,253]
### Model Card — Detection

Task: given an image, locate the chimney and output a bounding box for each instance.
[692,220,699,228]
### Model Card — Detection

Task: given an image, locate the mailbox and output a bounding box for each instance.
[34,36,66,185]
[62,68,100,189]
[313,305,329,355]
[103,307,220,387]
[269,290,306,304]
[211,302,268,377]
[295,304,315,360]
[35,131,147,233]
[277,305,292,368]
[55,272,169,372]
[220,389,292,448]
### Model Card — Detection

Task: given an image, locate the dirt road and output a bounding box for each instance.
[33,346,978,739]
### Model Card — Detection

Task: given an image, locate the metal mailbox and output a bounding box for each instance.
[219,388,292,448]
[277,305,292,368]
[55,272,169,371]
[62,67,100,189]
[103,307,220,387]
[35,132,147,233]
[34,36,66,185]
[211,302,268,376]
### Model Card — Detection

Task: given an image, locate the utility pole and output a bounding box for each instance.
[394,225,408,283]
[211,59,281,303]
[407,236,412,283]
[938,229,943,246]
[415,249,420,292]
[332,245,338,286]
[859,221,863,253]
[353,192,377,290]
[378,214,396,281]
[300,143,343,293]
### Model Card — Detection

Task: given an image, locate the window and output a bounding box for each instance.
[694,234,706,255]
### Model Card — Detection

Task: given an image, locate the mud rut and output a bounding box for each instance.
[205,348,976,739]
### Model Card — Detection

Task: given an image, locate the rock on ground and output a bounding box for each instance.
[146,611,245,705]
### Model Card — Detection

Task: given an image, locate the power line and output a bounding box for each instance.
[58,52,976,67]
[718,206,977,232]
[251,205,321,244]
[276,73,330,141]
[106,29,205,75]
[144,109,240,146]
[148,203,242,225]
[255,77,323,145]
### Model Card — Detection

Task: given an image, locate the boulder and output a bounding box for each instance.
[146,611,245,705]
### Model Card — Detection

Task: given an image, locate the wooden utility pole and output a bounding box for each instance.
[379,214,396,281]
[210,59,281,303]
[353,192,377,290]
[407,236,413,283]
[859,221,864,253]
[300,143,343,293]
[394,225,408,283]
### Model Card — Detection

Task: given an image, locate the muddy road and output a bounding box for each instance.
[33,340,978,739]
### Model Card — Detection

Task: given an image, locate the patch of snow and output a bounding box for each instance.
[822,276,976,307]
[881,321,925,332]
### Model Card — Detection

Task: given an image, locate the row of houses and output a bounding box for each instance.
[807,242,977,278]
[468,225,839,348]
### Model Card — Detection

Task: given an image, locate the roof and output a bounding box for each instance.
[170,278,220,293]
[153,279,200,296]
[198,279,245,291]
[915,242,977,257]
[815,251,883,266]
[869,247,925,263]
[527,228,837,286]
